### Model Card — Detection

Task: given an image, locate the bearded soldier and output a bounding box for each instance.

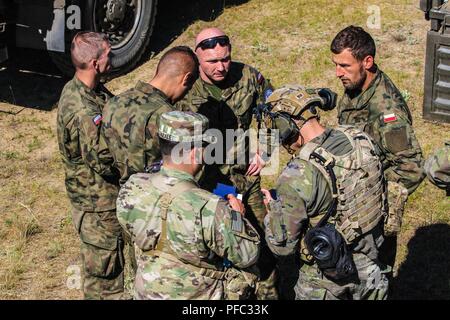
[330,25,425,272]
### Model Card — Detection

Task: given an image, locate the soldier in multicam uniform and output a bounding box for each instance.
[262,85,389,300]
[177,27,278,300]
[57,32,126,299]
[102,46,199,185]
[330,25,425,272]
[116,111,260,300]
[424,142,450,195]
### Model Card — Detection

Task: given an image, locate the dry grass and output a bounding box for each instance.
[0,0,449,299]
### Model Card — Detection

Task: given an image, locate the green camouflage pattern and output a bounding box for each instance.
[102,81,175,185]
[265,128,387,300]
[295,253,388,300]
[157,111,214,143]
[116,167,260,300]
[337,68,425,194]
[424,141,450,190]
[73,208,127,300]
[57,76,119,212]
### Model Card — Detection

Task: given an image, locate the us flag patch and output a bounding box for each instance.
[383,113,397,123]
[93,114,103,126]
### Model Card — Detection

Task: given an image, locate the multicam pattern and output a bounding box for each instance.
[116,168,260,300]
[424,141,450,190]
[265,128,388,300]
[102,81,175,185]
[157,111,213,143]
[266,84,324,118]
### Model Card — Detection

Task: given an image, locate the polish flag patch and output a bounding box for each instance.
[383,113,397,123]
[93,114,103,126]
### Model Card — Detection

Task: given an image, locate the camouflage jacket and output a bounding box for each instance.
[338,67,425,194]
[102,81,174,185]
[424,141,450,192]
[57,76,119,212]
[176,62,273,193]
[265,128,384,262]
[116,167,260,300]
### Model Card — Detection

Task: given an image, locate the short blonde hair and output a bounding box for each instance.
[71,32,109,70]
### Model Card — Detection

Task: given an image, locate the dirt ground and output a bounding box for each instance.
[0,0,449,299]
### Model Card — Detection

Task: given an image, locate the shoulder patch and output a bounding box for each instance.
[92,114,103,126]
[383,113,397,123]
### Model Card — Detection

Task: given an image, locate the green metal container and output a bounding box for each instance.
[421,0,450,123]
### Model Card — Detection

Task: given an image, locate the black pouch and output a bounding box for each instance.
[304,223,357,281]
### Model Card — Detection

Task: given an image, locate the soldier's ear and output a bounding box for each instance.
[182,72,196,88]
[91,58,100,73]
[362,55,374,71]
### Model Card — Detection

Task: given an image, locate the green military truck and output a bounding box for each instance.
[0,0,158,77]
[421,0,450,123]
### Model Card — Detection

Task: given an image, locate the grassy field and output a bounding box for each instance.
[0,0,449,299]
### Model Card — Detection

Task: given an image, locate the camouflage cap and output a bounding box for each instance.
[158,111,215,143]
[266,84,324,119]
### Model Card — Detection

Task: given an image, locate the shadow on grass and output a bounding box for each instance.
[391,223,450,300]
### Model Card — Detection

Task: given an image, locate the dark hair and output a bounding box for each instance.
[156,45,199,76]
[331,25,376,61]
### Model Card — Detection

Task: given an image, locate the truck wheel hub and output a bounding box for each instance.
[106,0,127,25]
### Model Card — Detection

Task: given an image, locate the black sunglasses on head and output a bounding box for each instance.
[195,36,230,51]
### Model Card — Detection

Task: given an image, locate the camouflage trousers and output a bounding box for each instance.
[73,208,127,300]
[294,253,389,300]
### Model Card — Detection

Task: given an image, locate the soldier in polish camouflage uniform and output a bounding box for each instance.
[263,85,389,300]
[116,111,260,300]
[330,26,425,271]
[424,142,450,195]
[177,27,277,299]
[57,32,126,299]
[102,46,199,185]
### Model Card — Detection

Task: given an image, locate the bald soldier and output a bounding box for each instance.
[116,111,260,300]
[57,32,126,299]
[177,27,277,300]
[103,46,199,185]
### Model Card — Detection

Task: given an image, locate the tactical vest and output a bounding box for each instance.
[139,173,227,280]
[299,126,387,244]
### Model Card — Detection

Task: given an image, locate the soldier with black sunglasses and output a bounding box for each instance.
[177,27,278,300]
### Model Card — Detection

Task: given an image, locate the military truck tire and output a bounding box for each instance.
[51,0,158,79]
